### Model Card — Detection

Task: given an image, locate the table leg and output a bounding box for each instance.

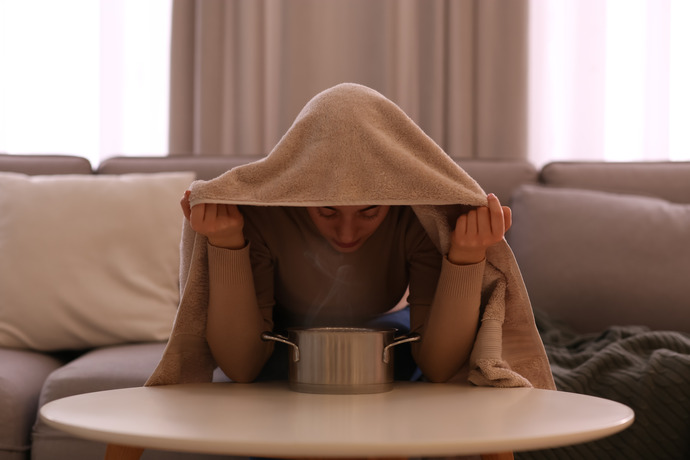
[104,444,144,460]
[481,452,514,460]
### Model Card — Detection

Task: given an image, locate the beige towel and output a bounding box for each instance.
[146,83,555,391]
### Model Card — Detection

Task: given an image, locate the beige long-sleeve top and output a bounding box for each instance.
[206,205,485,382]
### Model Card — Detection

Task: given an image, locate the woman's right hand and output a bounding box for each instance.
[447,193,511,265]
[180,190,246,249]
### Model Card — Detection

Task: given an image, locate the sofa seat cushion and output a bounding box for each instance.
[32,343,238,460]
[38,342,169,406]
[508,185,690,333]
[33,343,167,456]
[0,348,65,459]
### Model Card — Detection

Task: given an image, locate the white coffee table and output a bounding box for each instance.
[40,381,633,459]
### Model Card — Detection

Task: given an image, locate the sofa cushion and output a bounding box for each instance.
[508,185,690,333]
[0,172,194,351]
[0,348,65,459]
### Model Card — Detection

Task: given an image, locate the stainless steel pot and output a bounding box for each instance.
[261,327,420,394]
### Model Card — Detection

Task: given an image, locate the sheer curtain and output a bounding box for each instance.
[0,0,171,167]
[529,0,690,167]
[168,0,530,160]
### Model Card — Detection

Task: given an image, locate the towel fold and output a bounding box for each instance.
[146,83,555,391]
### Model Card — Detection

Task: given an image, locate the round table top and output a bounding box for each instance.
[40,381,634,458]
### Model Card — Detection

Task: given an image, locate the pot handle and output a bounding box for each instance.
[261,331,300,362]
[382,332,421,364]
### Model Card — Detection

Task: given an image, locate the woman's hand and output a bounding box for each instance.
[448,193,512,265]
[180,190,246,249]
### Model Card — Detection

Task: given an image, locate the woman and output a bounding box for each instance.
[182,191,510,383]
[146,83,554,392]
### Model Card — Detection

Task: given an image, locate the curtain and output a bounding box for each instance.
[0,0,172,167]
[168,0,529,160]
[528,0,690,167]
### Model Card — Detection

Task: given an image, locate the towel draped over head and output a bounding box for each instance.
[146,83,556,390]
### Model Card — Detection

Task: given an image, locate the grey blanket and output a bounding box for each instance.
[516,310,690,460]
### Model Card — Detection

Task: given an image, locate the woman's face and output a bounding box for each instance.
[306,205,390,253]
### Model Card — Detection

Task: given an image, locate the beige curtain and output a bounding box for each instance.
[168,0,528,160]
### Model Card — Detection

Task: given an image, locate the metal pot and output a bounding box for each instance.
[261,327,420,394]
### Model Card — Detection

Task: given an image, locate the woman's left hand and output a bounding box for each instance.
[447,193,512,265]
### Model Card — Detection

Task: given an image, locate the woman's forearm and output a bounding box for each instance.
[206,244,274,382]
[412,258,484,382]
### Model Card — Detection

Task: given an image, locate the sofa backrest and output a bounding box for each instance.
[98,156,540,204]
[540,161,690,204]
[2,154,539,204]
[457,160,539,203]
[97,155,265,181]
[7,154,685,205]
[0,154,92,175]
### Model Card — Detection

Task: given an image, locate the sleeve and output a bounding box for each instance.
[204,215,277,381]
[206,243,274,330]
[405,211,486,381]
[407,234,486,335]
[206,207,277,332]
[405,211,484,317]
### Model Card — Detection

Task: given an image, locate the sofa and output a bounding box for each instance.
[1,153,688,460]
